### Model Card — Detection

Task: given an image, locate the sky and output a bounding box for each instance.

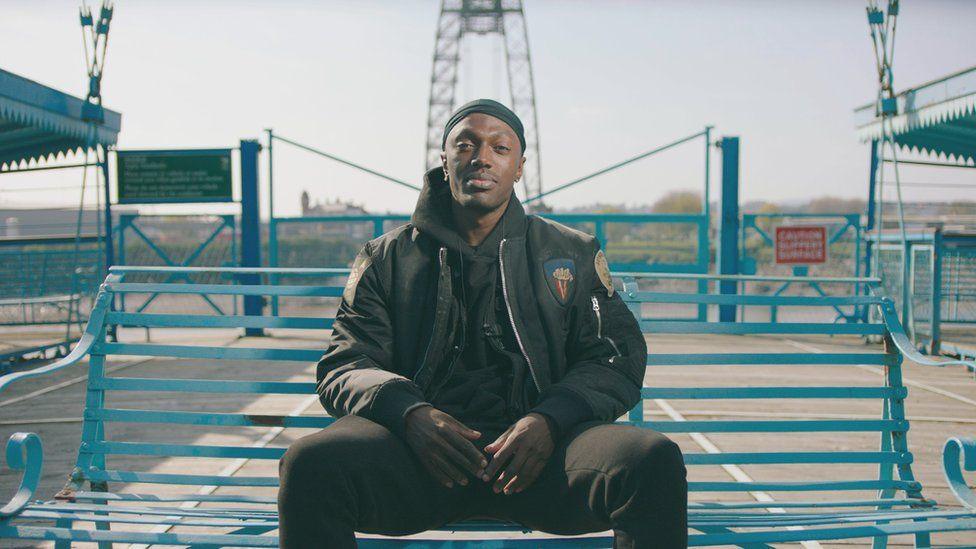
[1,0,974,218]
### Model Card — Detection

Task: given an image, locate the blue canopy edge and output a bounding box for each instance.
[855,66,976,163]
[0,67,121,170]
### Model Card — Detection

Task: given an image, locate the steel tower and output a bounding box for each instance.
[425,0,544,208]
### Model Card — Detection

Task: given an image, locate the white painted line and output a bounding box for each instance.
[654,398,822,549]
[784,339,976,408]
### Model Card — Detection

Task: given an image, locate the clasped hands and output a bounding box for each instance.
[403,405,554,495]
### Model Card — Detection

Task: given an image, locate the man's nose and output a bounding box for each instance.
[472,145,492,168]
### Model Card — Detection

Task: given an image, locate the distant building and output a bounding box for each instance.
[299,191,371,239]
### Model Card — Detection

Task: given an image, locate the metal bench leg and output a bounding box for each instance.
[913,527,932,549]
[53,519,72,549]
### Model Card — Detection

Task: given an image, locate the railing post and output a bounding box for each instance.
[864,139,879,286]
[240,139,264,336]
[931,228,942,354]
[100,145,114,273]
[718,137,740,322]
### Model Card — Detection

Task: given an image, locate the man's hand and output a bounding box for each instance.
[483,413,554,495]
[403,405,487,488]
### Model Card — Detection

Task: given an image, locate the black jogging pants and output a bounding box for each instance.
[278,416,687,548]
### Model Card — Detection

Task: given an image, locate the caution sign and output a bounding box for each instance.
[117,149,233,204]
[775,226,827,264]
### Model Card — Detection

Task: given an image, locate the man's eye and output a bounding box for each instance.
[494,145,510,153]
[456,143,472,151]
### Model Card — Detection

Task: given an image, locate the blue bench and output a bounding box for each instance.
[1,266,975,547]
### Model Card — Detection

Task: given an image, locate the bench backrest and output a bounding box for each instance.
[64,267,925,509]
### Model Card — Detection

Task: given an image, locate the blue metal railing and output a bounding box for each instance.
[871,230,976,356]
[268,212,711,318]
[740,212,863,323]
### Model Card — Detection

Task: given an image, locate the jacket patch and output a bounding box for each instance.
[543,258,576,306]
[343,254,372,308]
[594,250,614,297]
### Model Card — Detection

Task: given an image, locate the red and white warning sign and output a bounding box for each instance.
[775,226,827,264]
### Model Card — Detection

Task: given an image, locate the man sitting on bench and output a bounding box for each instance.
[278,99,688,548]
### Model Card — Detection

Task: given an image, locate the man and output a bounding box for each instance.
[278,99,687,548]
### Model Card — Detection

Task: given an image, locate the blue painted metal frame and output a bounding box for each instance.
[0,68,121,169]
[870,229,976,358]
[116,214,237,315]
[718,137,740,322]
[240,140,264,335]
[741,212,863,323]
[268,213,711,320]
[2,267,975,547]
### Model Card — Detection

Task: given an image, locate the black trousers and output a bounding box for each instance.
[278,416,687,548]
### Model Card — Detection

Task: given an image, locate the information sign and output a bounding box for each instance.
[117,149,233,204]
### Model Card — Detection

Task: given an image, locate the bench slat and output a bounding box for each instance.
[86,441,910,465]
[640,420,907,433]
[96,380,906,399]
[0,525,279,547]
[639,321,887,335]
[88,441,285,459]
[90,408,333,429]
[645,353,889,365]
[97,345,890,366]
[105,282,343,297]
[689,479,921,492]
[108,312,333,330]
[80,470,922,496]
[93,377,317,394]
[689,517,976,546]
[684,451,911,465]
[624,293,884,306]
[87,409,905,433]
[643,386,907,399]
[100,343,323,362]
[20,510,278,528]
[88,469,279,487]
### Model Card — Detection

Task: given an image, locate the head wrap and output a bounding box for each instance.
[441,98,526,155]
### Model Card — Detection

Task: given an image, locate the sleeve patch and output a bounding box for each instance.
[343,254,372,307]
[594,249,614,297]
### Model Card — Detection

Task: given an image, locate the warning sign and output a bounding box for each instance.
[775,226,827,264]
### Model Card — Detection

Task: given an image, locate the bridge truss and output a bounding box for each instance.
[425,0,545,209]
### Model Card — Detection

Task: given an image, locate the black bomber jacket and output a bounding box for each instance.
[316,167,647,438]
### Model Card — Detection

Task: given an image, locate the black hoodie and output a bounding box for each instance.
[410,172,535,436]
[316,167,647,440]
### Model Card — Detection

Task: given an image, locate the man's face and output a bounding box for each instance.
[441,113,525,214]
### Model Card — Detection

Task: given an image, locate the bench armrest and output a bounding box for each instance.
[0,433,43,518]
[0,289,111,395]
[877,299,976,369]
[944,437,976,511]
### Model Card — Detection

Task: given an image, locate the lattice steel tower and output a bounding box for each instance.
[425,0,544,207]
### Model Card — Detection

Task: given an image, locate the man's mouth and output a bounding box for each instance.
[464,173,497,191]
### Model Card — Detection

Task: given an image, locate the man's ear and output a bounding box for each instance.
[516,156,525,181]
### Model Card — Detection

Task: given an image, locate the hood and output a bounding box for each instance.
[411,166,527,258]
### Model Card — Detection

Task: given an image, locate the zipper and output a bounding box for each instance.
[591,295,622,360]
[413,247,448,386]
[498,238,542,393]
[429,251,466,400]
